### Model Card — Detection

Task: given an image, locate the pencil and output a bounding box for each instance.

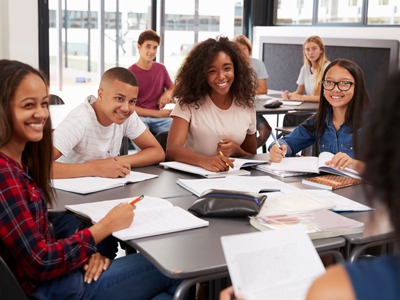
[129,195,144,205]
[219,151,230,167]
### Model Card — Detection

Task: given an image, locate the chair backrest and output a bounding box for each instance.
[0,256,27,300]
[283,111,316,127]
[50,94,65,105]
[155,130,169,154]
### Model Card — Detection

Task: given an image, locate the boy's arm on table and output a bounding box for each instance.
[52,130,164,179]
[158,84,175,109]
[167,116,234,172]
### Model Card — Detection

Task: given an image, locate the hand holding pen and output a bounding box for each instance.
[269,131,287,163]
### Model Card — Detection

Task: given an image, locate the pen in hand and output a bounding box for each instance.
[108,150,118,162]
[218,151,230,167]
[270,131,285,157]
[129,195,144,205]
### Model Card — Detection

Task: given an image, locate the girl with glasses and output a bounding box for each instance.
[281,36,330,102]
[269,59,371,173]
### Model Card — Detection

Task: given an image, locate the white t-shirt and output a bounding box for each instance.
[53,95,146,163]
[296,62,330,96]
[170,94,256,157]
[250,57,269,79]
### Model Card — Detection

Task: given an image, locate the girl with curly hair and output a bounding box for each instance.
[167,36,258,172]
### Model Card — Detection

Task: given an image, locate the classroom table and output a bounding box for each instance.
[49,165,197,214]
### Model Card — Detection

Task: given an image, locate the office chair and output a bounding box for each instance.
[155,130,169,154]
[49,94,65,105]
[0,256,27,300]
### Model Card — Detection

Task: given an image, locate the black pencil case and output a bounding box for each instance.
[188,189,267,217]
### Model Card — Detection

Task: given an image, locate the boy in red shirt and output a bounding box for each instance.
[128,30,174,135]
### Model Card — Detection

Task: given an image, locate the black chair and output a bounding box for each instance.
[49,94,65,105]
[155,130,169,154]
[0,256,27,300]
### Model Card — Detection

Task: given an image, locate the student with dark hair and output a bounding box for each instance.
[52,66,165,179]
[167,36,257,172]
[0,59,181,300]
[269,59,370,173]
[232,34,271,149]
[306,72,400,300]
[128,29,174,135]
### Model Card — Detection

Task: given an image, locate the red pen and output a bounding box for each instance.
[129,195,144,205]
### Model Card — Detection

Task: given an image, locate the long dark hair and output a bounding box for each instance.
[0,60,55,207]
[302,59,371,157]
[361,71,400,237]
[173,36,257,109]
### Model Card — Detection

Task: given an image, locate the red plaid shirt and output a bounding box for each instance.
[0,151,96,294]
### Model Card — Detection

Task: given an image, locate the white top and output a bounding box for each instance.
[296,62,330,96]
[53,95,146,163]
[171,94,256,157]
[250,57,269,79]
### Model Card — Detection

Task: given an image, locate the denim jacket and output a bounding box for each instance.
[268,107,361,159]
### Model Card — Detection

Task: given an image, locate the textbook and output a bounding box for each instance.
[65,196,209,240]
[177,176,301,197]
[256,162,312,178]
[52,171,158,194]
[269,152,361,179]
[221,225,325,300]
[250,209,364,240]
[302,174,363,190]
[160,158,268,178]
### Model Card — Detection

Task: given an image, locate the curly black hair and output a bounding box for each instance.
[173,36,258,108]
[361,71,400,237]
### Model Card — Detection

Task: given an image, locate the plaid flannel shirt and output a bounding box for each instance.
[0,151,96,294]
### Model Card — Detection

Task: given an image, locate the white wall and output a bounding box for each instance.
[253,26,400,64]
[0,0,39,68]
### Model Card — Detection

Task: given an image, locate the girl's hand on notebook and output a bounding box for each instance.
[325,152,353,170]
[201,155,234,172]
[217,139,239,157]
[289,93,303,101]
[281,91,290,100]
[83,253,110,284]
[220,286,245,300]
[269,144,287,162]
[156,108,173,118]
[88,158,131,178]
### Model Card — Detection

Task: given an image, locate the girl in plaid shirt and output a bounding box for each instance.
[0,60,181,300]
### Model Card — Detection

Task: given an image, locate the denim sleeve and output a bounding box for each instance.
[268,120,316,157]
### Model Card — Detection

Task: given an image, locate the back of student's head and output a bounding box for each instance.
[361,71,400,237]
[100,67,138,88]
[303,36,329,97]
[138,29,161,46]
[0,59,55,206]
[173,36,257,109]
[232,35,252,55]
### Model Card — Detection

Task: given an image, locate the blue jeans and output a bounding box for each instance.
[28,253,182,300]
[51,214,118,259]
[139,117,172,136]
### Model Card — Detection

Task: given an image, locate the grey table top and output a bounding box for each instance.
[50,165,196,214]
[255,100,319,115]
[125,195,345,279]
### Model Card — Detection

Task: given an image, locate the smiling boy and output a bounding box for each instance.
[52,67,164,179]
[128,30,174,135]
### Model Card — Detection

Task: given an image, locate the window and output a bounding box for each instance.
[379,0,389,5]
[348,0,358,6]
[317,0,362,23]
[127,13,148,30]
[276,0,314,25]
[165,14,219,31]
[49,10,98,29]
[368,0,400,24]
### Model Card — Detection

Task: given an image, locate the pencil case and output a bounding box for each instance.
[188,189,267,217]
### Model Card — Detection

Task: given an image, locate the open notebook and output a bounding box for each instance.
[221,225,325,300]
[177,176,300,197]
[52,171,158,194]
[160,158,268,178]
[65,196,209,240]
[269,152,361,179]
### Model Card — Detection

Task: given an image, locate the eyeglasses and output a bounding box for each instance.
[322,80,356,91]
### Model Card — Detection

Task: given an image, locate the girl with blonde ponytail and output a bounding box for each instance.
[282,36,330,102]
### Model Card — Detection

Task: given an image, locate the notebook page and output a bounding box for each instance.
[280,100,303,106]
[177,178,249,197]
[52,176,122,194]
[161,161,250,176]
[317,152,361,179]
[65,196,173,222]
[221,224,325,300]
[225,176,301,194]
[269,157,319,173]
[112,207,209,240]
[112,171,158,184]
[257,191,335,217]
[232,158,269,169]
[301,190,372,212]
